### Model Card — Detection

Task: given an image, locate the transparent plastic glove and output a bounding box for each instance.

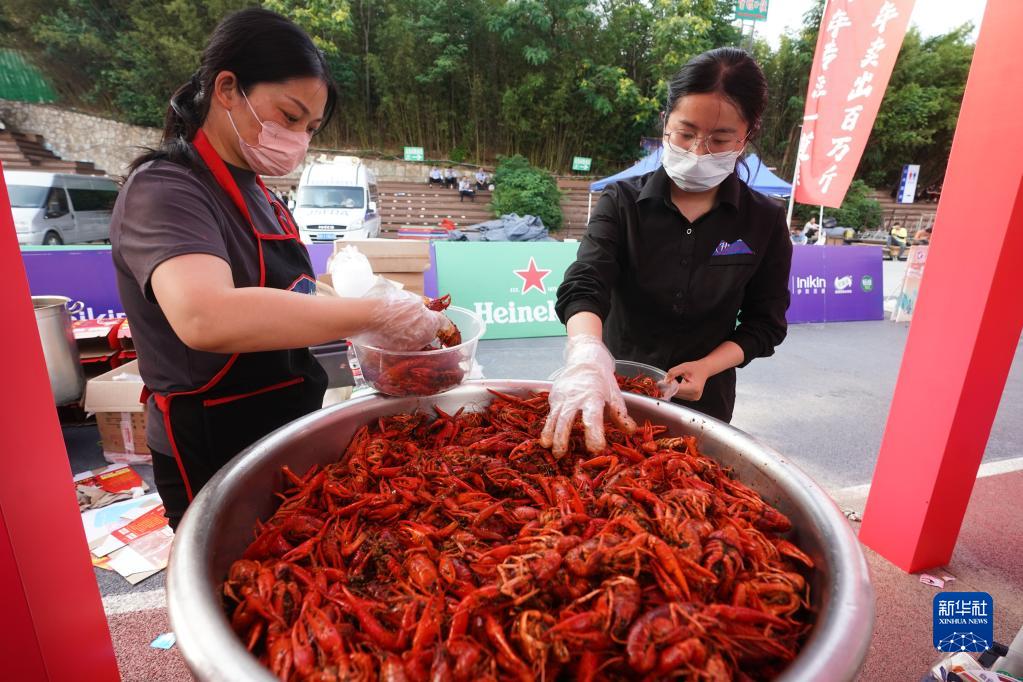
[349,288,449,351]
[657,377,681,400]
[540,334,637,457]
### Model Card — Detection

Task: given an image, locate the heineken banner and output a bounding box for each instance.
[433,242,577,340]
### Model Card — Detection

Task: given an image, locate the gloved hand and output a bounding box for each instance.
[350,287,450,351]
[540,334,637,457]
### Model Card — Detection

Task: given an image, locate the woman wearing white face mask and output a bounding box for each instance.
[543,48,792,456]
[110,9,449,527]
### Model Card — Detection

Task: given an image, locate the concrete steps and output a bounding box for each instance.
[871,190,938,230]
[0,130,105,176]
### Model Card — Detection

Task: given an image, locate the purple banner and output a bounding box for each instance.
[23,248,122,320]
[787,245,883,323]
[22,244,336,321]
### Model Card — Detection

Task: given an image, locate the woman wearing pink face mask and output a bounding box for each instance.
[110,8,448,528]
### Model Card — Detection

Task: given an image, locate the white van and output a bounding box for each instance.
[293,156,381,243]
[5,170,119,245]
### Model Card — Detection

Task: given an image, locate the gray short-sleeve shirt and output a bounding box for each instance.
[110,158,282,455]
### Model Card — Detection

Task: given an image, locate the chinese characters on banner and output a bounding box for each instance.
[793,0,915,208]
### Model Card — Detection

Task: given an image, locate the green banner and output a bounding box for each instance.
[434,241,579,340]
[735,0,769,22]
[403,146,425,162]
[571,156,592,172]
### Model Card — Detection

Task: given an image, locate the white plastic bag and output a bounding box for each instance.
[328,245,377,298]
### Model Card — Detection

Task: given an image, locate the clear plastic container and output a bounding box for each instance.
[548,359,668,382]
[350,306,485,397]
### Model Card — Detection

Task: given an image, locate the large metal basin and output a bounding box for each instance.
[168,381,874,681]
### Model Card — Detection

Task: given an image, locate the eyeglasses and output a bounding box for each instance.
[663,129,748,155]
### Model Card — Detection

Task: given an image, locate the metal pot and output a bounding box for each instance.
[32,296,85,405]
[168,381,874,681]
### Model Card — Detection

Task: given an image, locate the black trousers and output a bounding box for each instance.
[151,450,189,531]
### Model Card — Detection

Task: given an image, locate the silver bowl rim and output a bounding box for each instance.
[168,379,874,682]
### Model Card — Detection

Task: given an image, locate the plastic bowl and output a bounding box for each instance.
[350,306,485,397]
[548,358,668,382]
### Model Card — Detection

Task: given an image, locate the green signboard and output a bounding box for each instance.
[571,156,592,172]
[403,146,425,162]
[735,0,769,22]
[434,241,579,340]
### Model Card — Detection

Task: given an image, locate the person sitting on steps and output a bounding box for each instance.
[458,175,475,202]
[888,222,908,260]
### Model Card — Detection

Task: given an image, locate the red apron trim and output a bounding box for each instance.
[193,130,267,287]
[157,394,196,502]
[201,376,305,408]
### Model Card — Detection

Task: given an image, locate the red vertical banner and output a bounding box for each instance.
[859,0,1023,572]
[0,164,119,678]
[793,0,915,208]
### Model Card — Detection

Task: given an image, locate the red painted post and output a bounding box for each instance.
[859,0,1023,572]
[0,165,119,677]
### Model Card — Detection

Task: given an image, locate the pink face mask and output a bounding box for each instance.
[228,91,310,176]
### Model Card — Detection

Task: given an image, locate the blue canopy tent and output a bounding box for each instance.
[589,148,791,197]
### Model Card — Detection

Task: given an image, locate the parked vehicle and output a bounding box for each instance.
[293,156,381,244]
[4,170,119,245]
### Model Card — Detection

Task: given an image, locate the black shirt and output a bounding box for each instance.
[555,166,792,422]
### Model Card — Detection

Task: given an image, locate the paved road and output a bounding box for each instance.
[477,321,1022,491]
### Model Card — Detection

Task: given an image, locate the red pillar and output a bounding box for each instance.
[0,166,119,677]
[859,0,1023,572]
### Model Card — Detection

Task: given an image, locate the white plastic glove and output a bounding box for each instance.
[540,334,637,457]
[350,287,449,351]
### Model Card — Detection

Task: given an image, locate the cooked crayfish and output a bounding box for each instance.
[224,389,815,680]
[359,294,465,396]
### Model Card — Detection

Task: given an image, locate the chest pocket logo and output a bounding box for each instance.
[713,239,754,256]
[287,274,318,295]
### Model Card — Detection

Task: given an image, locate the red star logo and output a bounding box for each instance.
[514,257,552,294]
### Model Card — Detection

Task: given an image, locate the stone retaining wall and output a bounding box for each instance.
[0,99,161,177]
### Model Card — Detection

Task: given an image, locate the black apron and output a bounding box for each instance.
[150,130,327,512]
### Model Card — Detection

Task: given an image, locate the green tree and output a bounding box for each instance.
[0,0,974,182]
[491,154,564,230]
[860,26,974,190]
[819,179,882,231]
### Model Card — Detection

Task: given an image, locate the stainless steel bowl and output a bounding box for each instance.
[168,381,874,681]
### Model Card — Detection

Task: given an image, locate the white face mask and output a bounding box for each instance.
[662,142,742,192]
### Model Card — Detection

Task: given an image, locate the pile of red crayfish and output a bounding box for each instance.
[358,294,465,397]
[225,390,815,681]
[616,374,662,399]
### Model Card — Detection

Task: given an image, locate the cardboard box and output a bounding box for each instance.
[317,271,425,296]
[333,238,430,273]
[377,272,425,294]
[73,318,122,361]
[83,360,150,464]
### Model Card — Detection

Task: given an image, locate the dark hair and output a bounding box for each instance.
[130,8,337,174]
[665,47,768,135]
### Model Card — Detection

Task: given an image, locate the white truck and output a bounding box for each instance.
[293,156,381,243]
